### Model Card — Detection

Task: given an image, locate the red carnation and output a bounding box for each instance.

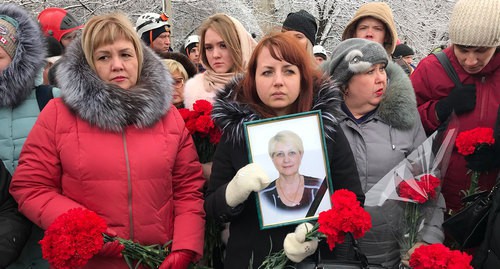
[40,208,169,269]
[195,115,215,134]
[178,108,192,122]
[398,179,428,203]
[260,189,371,268]
[192,99,213,115]
[179,99,221,163]
[447,250,473,269]
[455,127,495,197]
[409,244,472,269]
[318,189,371,250]
[419,174,440,199]
[398,174,440,204]
[455,127,495,156]
[40,208,107,269]
[185,118,197,135]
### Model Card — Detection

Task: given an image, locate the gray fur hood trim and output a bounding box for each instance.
[57,38,172,132]
[377,61,418,130]
[212,75,343,145]
[376,61,417,130]
[0,3,46,107]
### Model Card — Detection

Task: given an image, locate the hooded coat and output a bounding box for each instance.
[337,62,444,268]
[9,38,205,269]
[204,76,364,268]
[0,3,49,267]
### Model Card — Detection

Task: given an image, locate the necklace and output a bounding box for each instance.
[277,176,303,205]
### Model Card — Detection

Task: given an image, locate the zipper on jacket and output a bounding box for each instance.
[389,126,395,150]
[122,131,134,240]
[479,76,487,123]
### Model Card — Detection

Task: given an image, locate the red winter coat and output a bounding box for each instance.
[10,99,205,268]
[10,42,205,269]
[411,47,500,212]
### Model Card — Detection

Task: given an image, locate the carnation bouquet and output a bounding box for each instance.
[40,208,169,269]
[259,189,372,269]
[364,127,457,265]
[409,243,473,269]
[455,127,496,197]
[179,100,223,268]
[178,99,222,163]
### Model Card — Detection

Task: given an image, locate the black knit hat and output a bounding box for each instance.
[393,44,414,58]
[46,36,62,57]
[282,10,317,45]
[140,26,169,46]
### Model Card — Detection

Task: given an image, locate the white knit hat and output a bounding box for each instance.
[449,0,500,47]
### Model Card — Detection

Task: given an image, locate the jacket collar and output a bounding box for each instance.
[212,75,343,145]
[448,46,500,77]
[0,4,46,107]
[57,38,172,132]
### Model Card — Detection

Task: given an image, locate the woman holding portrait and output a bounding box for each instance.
[261,130,321,210]
[204,32,364,268]
[10,13,205,269]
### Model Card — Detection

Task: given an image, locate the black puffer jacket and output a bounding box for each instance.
[204,76,364,268]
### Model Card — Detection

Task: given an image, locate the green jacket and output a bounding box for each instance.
[0,3,59,267]
[2,86,60,269]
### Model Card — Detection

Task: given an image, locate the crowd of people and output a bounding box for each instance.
[0,0,499,268]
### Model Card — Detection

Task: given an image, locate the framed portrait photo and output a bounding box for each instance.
[243,110,332,229]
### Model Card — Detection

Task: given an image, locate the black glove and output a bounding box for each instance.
[435,84,476,122]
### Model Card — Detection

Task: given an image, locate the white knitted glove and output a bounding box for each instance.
[225,163,271,207]
[284,223,318,263]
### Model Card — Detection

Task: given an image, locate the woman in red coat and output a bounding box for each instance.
[9,13,205,269]
[411,0,500,214]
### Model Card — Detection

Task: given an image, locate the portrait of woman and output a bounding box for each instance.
[204,32,363,268]
[260,130,321,210]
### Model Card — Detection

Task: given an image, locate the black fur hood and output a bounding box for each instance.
[212,75,343,145]
[0,3,46,107]
[57,38,172,132]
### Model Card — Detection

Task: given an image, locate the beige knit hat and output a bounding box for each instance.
[449,0,500,47]
[342,2,398,55]
[0,15,18,59]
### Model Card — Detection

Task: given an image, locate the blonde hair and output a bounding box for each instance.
[198,13,244,73]
[161,59,188,80]
[82,12,143,77]
[268,130,304,158]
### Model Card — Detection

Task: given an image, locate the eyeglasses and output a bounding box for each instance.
[173,78,184,88]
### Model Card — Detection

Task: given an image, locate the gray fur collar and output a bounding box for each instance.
[212,75,343,145]
[376,61,418,130]
[0,3,46,107]
[57,38,172,132]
